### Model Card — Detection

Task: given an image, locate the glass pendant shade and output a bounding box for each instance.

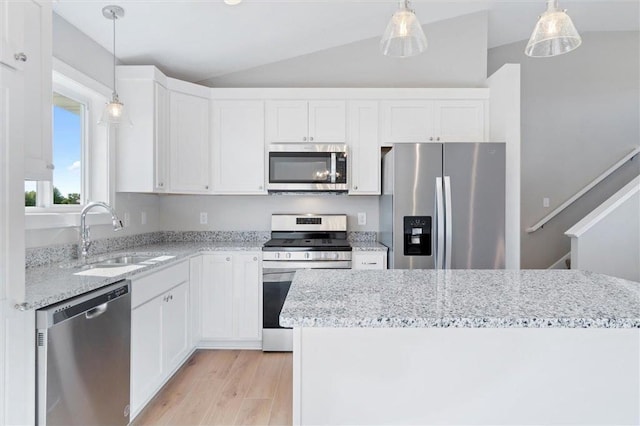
[98,93,131,126]
[380,1,427,58]
[525,0,581,57]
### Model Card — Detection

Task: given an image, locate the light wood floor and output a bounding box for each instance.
[132,350,293,426]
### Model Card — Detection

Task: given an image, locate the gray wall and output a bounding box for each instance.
[488,31,640,269]
[159,195,379,233]
[201,12,487,88]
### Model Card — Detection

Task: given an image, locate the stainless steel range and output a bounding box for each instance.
[262,214,352,351]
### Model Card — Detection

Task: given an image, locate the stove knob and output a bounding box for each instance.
[276,253,280,259]
[333,253,339,260]
[305,253,310,259]
[286,253,292,259]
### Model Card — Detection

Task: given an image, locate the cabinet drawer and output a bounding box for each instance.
[352,253,387,270]
[132,261,189,308]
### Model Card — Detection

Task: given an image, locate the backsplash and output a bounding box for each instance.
[26,231,378,268]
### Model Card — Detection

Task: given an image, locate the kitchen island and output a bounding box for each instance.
[280,269,640,425]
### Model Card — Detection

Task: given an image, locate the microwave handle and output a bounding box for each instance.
[330,153,336,183]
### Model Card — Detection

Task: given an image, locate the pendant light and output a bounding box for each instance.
[525,0,582,58]
[380,0,428,58]
[99,5,131,126]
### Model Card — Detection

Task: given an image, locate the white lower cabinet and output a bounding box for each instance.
[200,252,262,348]
[130,261,191,418]
[352,252,388,270]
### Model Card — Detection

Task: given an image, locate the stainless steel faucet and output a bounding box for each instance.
[80,201,123,260]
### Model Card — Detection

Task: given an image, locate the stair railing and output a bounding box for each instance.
[526,146,640,233]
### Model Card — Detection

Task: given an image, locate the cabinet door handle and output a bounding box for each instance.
[14,52,27,62]
[362,262,378,265]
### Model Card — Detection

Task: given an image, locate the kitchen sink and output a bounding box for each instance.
[95,255,154,266]
[60,254,156,269]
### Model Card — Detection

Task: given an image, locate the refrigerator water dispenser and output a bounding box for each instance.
[403,216,431,256]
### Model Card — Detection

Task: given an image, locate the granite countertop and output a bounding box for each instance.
[351,242,388,251]
[280,269,640,328]
[23,241,263,311]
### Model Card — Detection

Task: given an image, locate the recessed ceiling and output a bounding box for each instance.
[53,0,640,83]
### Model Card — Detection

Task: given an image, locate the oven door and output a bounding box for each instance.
[267,144,348,191]
[262,260,351,351]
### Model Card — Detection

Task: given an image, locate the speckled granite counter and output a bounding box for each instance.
[23,241,263,310]
[280,269,640,328]
[350,242,388,251]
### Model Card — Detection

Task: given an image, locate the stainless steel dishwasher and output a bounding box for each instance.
[36,280,131,425]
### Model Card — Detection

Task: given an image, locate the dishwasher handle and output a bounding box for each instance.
[85,303,108,320]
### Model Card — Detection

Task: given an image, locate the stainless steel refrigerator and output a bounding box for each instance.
[380,143,505,269]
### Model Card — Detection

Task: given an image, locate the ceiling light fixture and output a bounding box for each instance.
[224,0,242,5]
[525,0,582,58]
[99,5,130,126]
[380,0,427,58]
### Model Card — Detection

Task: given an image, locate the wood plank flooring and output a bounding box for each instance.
[133,350,292,426]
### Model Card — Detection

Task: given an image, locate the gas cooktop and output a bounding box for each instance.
[263,238,352,251]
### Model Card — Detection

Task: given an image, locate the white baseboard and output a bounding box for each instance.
[197,340,262,350]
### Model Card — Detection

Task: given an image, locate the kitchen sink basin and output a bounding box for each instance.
[94,255,154,266]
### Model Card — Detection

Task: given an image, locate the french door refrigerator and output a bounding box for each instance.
[380,143,505,269]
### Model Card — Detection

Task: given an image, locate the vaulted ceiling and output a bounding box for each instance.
[53,0,640,83]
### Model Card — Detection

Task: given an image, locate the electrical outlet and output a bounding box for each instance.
[200,212,208,225]
[141,211,147,225]
[543,197,550,208]
[123,212,130,227]
[357,212,366,226]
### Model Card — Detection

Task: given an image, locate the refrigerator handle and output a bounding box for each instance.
[435,177,445,269]
[444,176,453,269]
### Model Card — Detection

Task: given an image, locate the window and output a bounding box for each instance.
[25,59,115,230]
[25,92,86,207]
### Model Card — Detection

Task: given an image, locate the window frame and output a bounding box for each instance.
[25,58,116,229]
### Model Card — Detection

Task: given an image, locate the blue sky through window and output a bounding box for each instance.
[52,104,82,198]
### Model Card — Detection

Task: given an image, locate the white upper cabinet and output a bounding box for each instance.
[308,101,347,143]
[348,101,380,195]
[381,101,434,143]
[169,90,211,193]
[211,100,266,194]
[381,99,486,144]
[0,1,25,70]
[21,0,52,181]
[266,100,346,143]
[434,100,486,142]
[116,76,168,193]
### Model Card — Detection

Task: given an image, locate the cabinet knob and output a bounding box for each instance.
[253,256,257,261]
[353,185,358,190]
[226,257,231,261]
[310,137,314,141]
[429,137,434,141]
[205,185,209,190]
[46,163,55,170]
[159,182,164,187]
[302,137,307,141]
[14,52,27,62]
[258,185,263,190]
[436,137,441,141]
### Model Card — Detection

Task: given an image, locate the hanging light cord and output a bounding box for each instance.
[112,9,117,98]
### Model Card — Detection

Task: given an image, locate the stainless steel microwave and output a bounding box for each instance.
[267,144,348,192]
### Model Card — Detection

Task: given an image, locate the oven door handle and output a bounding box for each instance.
[262,260,352,269]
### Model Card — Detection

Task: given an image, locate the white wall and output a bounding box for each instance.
[201,12,487,88]
[159,195,379,233]
[567,177,640,282]
[488,31,640,269]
